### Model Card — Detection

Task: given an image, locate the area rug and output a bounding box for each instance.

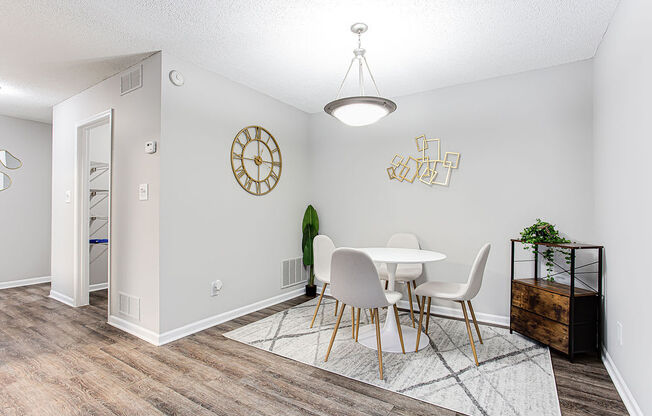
[224,297,561,416]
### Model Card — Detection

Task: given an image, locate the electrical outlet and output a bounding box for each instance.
[616,321,623,346]
[210,280,223,297]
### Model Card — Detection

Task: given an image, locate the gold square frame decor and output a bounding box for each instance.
[387,134,460,188]
[397,156,422,183]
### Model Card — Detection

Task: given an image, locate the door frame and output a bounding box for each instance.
[73,109,113,308]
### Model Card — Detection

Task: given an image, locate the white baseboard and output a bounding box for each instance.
[107,287,308,346]
[108,315,160,345]
[157,287,307,346]
[49,289,75,307]
[399,300,510,327]
[602,347,643,416]
[318,284,510,327]
[89,282,108,292]
[0,276,51,290]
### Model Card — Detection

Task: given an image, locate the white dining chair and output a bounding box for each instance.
[414,243,491,366]
[377,233,423,327]
[309,235,336,328]
[325,248,406,379]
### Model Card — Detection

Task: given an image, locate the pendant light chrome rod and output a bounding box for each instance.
[362,56,381,96]
[359,57,364,95]
[336,58,356,99]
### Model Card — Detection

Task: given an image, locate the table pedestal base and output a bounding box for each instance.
[357,310,429,353]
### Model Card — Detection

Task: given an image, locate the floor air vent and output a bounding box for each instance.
[281,257,308,289]
[120,65,143,95]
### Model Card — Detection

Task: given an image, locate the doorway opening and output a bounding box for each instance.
[73,110,112,312]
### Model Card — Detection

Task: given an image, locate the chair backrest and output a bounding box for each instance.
[387,233,423,275]
[464,243,491,299]
[313,235,335,283]
[330,248,390,309]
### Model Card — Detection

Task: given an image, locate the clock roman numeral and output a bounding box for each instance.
[270,171,279,182]
[254,181,261,194]
[271,147,279,154]
[272,161,280,167]
[264,178,271,189]
[232,152,243,160]
[255,127,262,140]
[234,166,246,179]
[244,177,252,190]
[242,129,252,143]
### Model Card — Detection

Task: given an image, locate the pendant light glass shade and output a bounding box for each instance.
[324,23,396,127]
[324,96,397,127]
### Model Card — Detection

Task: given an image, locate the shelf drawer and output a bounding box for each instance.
[511,306,569,354]
[512,280,569,324]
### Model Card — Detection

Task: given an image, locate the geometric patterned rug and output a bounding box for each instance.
[224,297,561,416]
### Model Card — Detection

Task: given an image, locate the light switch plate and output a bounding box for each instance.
[65,190,71,203]
[138,184,148,201]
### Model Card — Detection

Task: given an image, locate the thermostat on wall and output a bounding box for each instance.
[145,141,157,154]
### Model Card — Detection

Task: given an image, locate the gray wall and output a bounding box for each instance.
[51,53,161,331]
[0,114,51,284]
[594,0,651,414]
[308,60,595,318]
[158,53,311,333]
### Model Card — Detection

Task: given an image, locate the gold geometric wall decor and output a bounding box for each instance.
[388,134,460,187]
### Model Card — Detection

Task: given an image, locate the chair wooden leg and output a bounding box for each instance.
[406,282,415,328]
[374,308,383,379]
[325,303,346,362]
[393,305,406,354]
[351,306,355,338]
[425,297,432,333]
[334,300,339,316]
[460,301,479,366]
[413,281,421,311]
[355,308,361,342]
[385,280,389,290]
[309,283,327,328]
[415,295,426,352]
[370,309,374,323]
[467,300,483,344]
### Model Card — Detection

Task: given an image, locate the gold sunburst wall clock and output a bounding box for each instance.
[230,126,282,196]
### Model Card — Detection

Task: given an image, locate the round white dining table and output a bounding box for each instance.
[356,247,447,353]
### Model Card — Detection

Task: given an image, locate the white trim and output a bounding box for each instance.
[602,347,643,416]
[0,276,51,290]
[89,282,108,292]
[108,315,159,345]
[318,284,509,327]
[399,300,510,327]
[49,289,75,307]
[73,109,113,308]
[157,287,307,346]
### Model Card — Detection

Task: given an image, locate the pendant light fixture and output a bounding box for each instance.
[324,23,397,127]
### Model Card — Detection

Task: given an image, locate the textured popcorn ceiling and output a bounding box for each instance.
[0,0,618,123]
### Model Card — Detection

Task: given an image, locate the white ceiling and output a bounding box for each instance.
[0,0,618,123]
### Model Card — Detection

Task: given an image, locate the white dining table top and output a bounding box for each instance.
[358,247,446,264]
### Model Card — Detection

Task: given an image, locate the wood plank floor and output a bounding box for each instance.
[0,284,627,416]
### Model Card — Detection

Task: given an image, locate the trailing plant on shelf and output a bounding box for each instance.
[520,219,571,282]
[301,204,319,296]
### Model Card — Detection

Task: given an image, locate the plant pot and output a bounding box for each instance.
[305,284,317,297]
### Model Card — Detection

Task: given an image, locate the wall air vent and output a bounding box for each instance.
[118,292,141,321]
[281,257,308,289]
[120,65,143,95]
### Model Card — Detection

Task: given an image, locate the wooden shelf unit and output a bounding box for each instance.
[509,240,603,360]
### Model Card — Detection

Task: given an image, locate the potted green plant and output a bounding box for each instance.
[302,204,319,296]
[520,219,571,281]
